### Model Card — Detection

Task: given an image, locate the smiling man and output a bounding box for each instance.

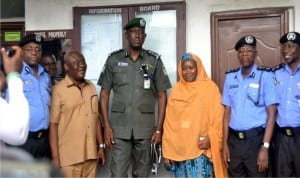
[222,35,278,177]
[273,32,300,177]
[49,50,105,177]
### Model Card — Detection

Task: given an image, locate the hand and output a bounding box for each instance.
[0,46,22,74]
[151,130,162,144]
[257,146,268,172]
[222,143,230,168]
[164,158,172,167]
[97,148,106,166]
[198,136,210,150]
[104,125,114,150]
[51,156,61,167]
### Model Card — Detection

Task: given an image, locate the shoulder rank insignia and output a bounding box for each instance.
[147,50,160,59]
[225,67,239,74]
[272,63,285,72]
[257,66,272,72]
[108,49,126,57]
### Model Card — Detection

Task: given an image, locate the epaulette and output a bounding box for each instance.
[146,50,160,59]
[257,66,272,72]
[225,67,239,74]
[108,49,126,57]
[272,63,285,72]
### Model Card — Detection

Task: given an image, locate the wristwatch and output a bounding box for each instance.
[98,143,105,148]
[262,142,270,149]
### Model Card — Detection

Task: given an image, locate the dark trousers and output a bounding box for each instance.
[19,130,51,160]
[275,127,300,177]
[228,127,267,177]
[110,137,151,177]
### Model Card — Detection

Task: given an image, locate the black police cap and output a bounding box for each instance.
[234,35,256,51]
[124,17,146,30]
[279,32,300,45]
[19,34,44,47]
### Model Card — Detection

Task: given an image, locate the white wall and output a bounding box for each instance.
[25,0,300,77]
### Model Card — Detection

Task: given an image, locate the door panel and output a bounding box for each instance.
[212,8,289,91]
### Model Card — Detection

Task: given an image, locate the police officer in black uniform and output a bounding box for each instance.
[98,17,171,177]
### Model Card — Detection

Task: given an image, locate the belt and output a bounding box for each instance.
[278,126,300,137]
[230,127,264,140]
[28,130,48,139]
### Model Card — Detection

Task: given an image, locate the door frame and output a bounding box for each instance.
[211,7,289,88]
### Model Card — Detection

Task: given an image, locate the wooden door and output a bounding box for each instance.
[211,8,289,91]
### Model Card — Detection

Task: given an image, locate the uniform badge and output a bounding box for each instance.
[238,132,245,139]
[25,66,31,73]
[285,128,292,136]
[287,32,296,41]
[229,85,239,89]
[23,80,32,85]
[118,62,128,67]
[245,35,254,44]
[273,77,280,86]
[35,34,42,42]
[249,83,259,89]
[140,18,146,27]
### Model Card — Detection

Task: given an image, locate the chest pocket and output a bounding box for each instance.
[228,87,238,105]
[247,82,264,106]
[23,80,33,92]
[112,67,128,84]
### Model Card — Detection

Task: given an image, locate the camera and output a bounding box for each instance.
[5,47,16,57]
[0,47,16,71]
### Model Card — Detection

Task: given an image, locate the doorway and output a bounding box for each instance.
[211,8,289,91]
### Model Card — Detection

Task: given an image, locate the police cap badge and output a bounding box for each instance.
[124,17,146,30]
[279,32,300,45]
[19,33,44,47]
[234,35,257,51]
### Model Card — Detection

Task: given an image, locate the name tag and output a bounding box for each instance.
[118,62,128,67]
[230,85,239,89]
[249,83,259,88]
[23,80,32,85]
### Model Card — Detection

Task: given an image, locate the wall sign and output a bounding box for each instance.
[4,31,21,42]
[26,29,72,40]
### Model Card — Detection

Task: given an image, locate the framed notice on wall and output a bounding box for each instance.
[4,31,22,42]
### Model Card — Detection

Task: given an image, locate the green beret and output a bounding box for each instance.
[19,34,44,47]
[280,32,300,45]
[124,17,146,30]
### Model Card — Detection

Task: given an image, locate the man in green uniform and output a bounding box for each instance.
[98,17,171,177]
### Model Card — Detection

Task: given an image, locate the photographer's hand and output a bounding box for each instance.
[0,46,22,74]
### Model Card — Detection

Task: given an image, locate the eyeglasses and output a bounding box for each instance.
[23,47,42,53]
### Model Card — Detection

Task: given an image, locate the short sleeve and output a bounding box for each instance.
[153,57,171,91]
[222,75,231,106]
